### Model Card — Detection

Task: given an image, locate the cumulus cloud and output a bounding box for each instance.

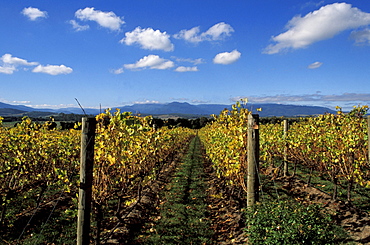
[32,64,73,75]
[1,54,38,66]
[213,50,241,65]
[21,7,48,21]
[0,54,72,75]
[174,26,202,43]
[124,55,174,70]
[202,22,235,41]
[264,3,370,54]
[308,61,323,69]
[0,54,38,74]
[120,27,174,51]
[174,22,234,43]
[174,66,198,72]
[350,28,370,45]
[69,20,90,31]
[75,7,124,31]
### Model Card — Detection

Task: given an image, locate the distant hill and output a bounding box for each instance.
[0,101,336,118]
[54,108,102,115]
[0,108,27,116]
[0,102,34,112]
[117,102,211,115]
[115,102,336,117]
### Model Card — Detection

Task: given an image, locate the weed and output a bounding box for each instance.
[244,199,348,245]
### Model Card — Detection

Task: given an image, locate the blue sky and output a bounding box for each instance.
[1,1,370,110]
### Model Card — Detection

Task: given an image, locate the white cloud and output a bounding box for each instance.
[174,22,234,43]
[0,54,72,75]
[1,54,38,66]
[174,66,198,72]
[0,66,16,74]
[11,100,31,104]
[308,61,323,69]
[264,3,370,54]
[111,68,124,74]
[133,100,160,104]
[174,26,203,43]
[124,55,174,70]
[202,22,234,41]
[21,7,48,21]
[0,54,38,74]
[75,7,124,31]
[32,64,73,75]
[120,27,174,51]
[190,58,204,65]
[69,20,90,32]
[30,103,76,109]
[350,28,370,45]
[213,50,241,65]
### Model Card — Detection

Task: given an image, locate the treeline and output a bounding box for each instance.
[2,114,215,130]
[151,117,214,129]
[259,116,308,125]
[2,113,309,130]
[1,113,92,123]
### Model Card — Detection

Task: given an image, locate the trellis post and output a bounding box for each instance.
[77,117,96,245]
[247,114,260,208]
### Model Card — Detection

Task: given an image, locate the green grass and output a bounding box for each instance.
[245,161,353,244]
[1,121,20,127]
[244,199,349,245]
[144,136,212,244]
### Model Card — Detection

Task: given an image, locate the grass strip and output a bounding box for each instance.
[145,136,212,244]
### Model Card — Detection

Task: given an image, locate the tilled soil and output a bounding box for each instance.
[205,170,248,244]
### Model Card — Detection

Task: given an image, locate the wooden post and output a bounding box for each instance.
[283,120,289,177]
[77,117,96,245]
[247,114,260,208]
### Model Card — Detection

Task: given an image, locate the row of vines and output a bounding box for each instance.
[199,102,370,200]
[1,102,370,243]
[0,110,194,244]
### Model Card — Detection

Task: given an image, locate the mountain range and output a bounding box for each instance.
[0,101,336,118]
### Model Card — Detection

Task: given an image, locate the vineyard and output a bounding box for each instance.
[1,103,370,244]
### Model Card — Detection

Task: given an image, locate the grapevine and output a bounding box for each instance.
[199,103,370,196]
[0,111,195,243]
